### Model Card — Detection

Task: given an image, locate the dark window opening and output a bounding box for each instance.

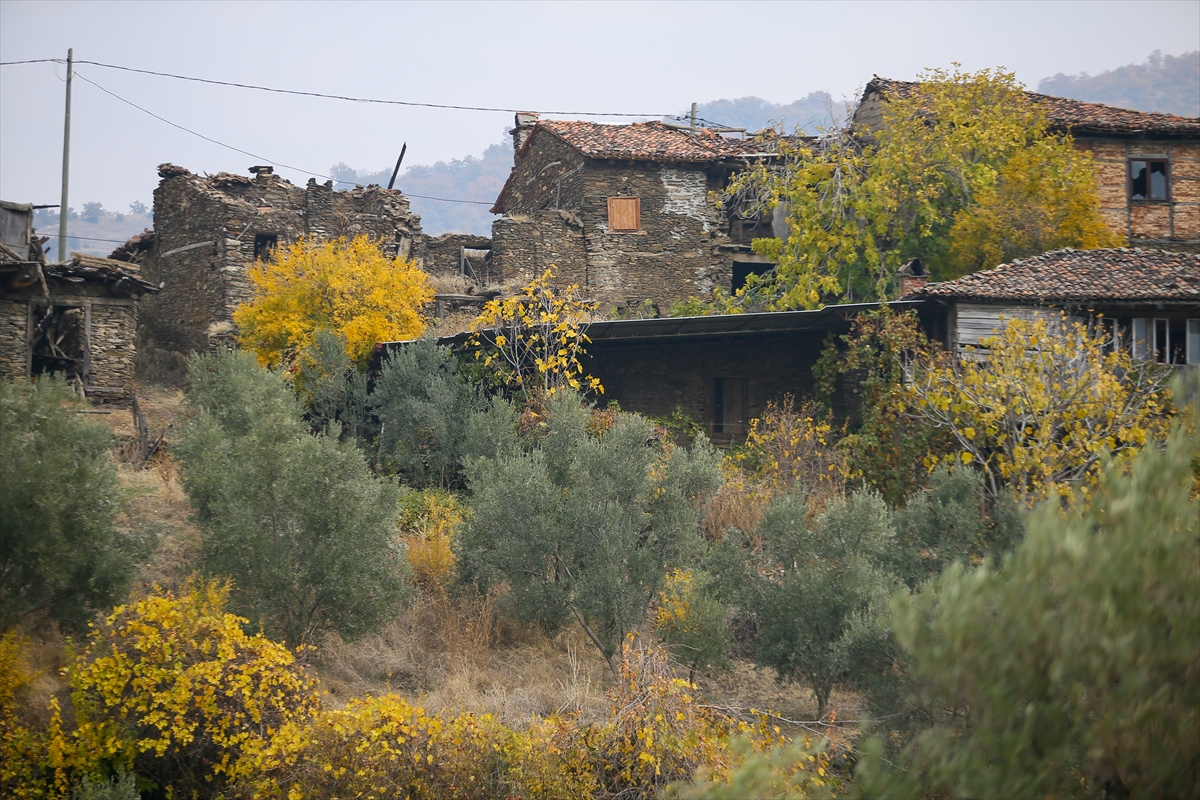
[254,233,278,260]
[1130,160,1169,201]
[728,213,773,244]
[705,376,747,438]
[732,262,773,293]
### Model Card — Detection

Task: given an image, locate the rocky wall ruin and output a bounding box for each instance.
[143,164,425,353]
[0,298,26,379]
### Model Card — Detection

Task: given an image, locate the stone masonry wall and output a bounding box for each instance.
[87,302,137,395]
[422,233,493,277]
[144,165,425,353]
[578,163,735,310]
[0,299,27,379]
[490,213,589,288]
[583,328,830,441]
[499,131,588,214]
[1076,137,1200,248]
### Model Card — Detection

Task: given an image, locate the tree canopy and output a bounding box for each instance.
[729,66,1119,310]
[233,235,432,368]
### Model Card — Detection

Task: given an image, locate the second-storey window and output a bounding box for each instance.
[1129,159,1169,201]
[607,197,641,232]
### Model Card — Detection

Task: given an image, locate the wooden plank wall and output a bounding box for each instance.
[953,303,1048,348]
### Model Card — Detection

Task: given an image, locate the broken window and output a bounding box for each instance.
[1153,318,1188,365]
[30,304,87,385]
[607,197,641,232]
[732,262,773,293]
[254,233,278,260]
[704,376,747,438]
[1129,159,1169,201]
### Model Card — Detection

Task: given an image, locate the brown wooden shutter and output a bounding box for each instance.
[607,197,641,231]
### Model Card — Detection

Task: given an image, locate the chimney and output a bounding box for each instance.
[511,112,541,159]
[249,165,274,179]
[897,258,928,298]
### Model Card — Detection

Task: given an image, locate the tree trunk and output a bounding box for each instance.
[573,607,619,681]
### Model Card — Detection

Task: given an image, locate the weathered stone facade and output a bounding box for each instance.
[422,232,493,280]
[0,253,155,398]
[141,164,425,353]
[490,119,772,310]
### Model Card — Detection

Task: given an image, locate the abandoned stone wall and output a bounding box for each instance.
[490,213,588,289]
[144,164,425,353]
[1075,138,1199,248]
[583,328,829,441]
[0,298,26,379]
[577,163,735,310]
[422,233,493,277]
[86,302,137,396]
[499,131,588,214]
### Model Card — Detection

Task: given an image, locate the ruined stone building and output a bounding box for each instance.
[1,200,156,398]
[488,114,782,311]
[128,164,429,354]
[855,78,1200,250]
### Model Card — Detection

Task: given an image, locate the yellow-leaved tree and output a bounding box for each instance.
[727,65,1120,309]
[907,314,1173,504]
[469,266,602,399]
[234,235,432,368]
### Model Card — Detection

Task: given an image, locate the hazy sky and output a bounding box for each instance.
[2,0,1198,212]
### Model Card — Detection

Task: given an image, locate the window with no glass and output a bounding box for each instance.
[704,376,747,438]
[254,233,278,260]
[607,197,641,232]
[1129,159,1169,201]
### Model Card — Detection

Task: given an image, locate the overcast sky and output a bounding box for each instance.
[2,0,1198,212]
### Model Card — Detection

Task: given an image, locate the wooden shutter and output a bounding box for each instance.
[607,197,640,232]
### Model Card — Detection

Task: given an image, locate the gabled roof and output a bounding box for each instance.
[861,76,1200,136]
[535,120,767,162]
[905,248,1200,304]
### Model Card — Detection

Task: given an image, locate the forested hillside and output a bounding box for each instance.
[1039,50,1200,117]
[672,91,837,133]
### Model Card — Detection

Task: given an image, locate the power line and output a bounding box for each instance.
[5,56,679,118]
[74,72,494,206]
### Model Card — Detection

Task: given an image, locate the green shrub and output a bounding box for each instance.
[176,351,409,646]
[0,377,142,632]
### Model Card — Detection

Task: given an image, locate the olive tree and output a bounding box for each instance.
[176,351,409,646]
[0,377,142,632]
[459,394,722,678]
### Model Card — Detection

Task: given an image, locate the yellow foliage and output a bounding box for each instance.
[234,235,432,368]
[469,266,603,399]
[241,693,595,800]
[68,579,321,798]
[947,138,1122,277]
[908,314,1174,504]
[0,631,44,798]
[736,395,848,505]
[398,490,463,595]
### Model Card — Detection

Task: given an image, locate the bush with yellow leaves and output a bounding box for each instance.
[398,489,464,595]
[234,235,432,368]
[592,643,797,798]
[0,631,45,798]
[468,266,602,400]
[735,395,848,505]
[65,580,320,798]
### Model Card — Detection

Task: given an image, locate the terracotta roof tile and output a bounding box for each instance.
[905,248,1200,303]
[536,120,766,162]
[864,76,1200,136]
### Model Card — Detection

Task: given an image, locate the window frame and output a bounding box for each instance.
[1128,158,1171,203]
[606,197,641,233]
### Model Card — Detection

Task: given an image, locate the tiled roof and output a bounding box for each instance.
[536,120,767,162]
[905,248,1200,303]
[863,76,1200,136]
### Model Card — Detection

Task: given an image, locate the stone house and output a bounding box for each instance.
[1,200,156,397]
[134,164,427,354]
[854,78,1200,250]
[488,114,783,311]
[902,247,1200,366]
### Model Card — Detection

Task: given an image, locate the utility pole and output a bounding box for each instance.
[58,48,73,263]
[690,102,697,130]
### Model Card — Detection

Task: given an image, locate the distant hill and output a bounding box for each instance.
[670,92,837,134]
[331,137,512,236]
[1039,50,1199,117]
[32,204,152,260]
